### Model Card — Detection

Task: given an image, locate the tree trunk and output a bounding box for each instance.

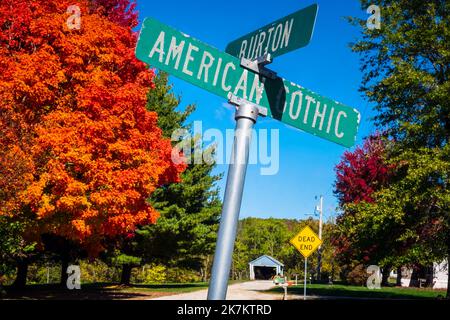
[12,259,29,289]
[425,265,434,287]
[409,268,419,287]
[396,267,402,286]
[381,266,391,286]
[120,264,133,285]
[200,267,205,282]
[60,257,69,287]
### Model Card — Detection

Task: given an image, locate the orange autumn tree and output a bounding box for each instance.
[0,0,185,284]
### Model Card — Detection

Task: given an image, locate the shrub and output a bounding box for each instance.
[80,260,119,284]
[166,267,201,283]
[132,264,167,284]
[346,264,368,286]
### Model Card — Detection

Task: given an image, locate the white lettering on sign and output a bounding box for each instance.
[197,51,215,83]
[272,23,283,52]
[213,57,223,86]
[281,19,294,49]
[182,43,199,76]
[255,31,266,58]
[166,36,185,69]
[289,90,303,120]
[238,19,295,60]
[142,28,353,144]
[247,36,255,60]
[312,101,327,130]
[249,76,265,105]
[234,70,249,99]
[239,41,247,59]
[149,31,165,62]
[221,62,236,92]
[265,27,275,56]
[303,95,315,124]
[335,111,347,138]
[326,107,335,134]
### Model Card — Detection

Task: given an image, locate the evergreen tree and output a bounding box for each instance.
[117,72,221,284]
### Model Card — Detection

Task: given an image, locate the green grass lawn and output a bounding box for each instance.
[268,283,447,300]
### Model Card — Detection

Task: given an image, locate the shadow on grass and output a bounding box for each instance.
[268,284,445,300]
[1,282,208,300]
[131,283,208,290]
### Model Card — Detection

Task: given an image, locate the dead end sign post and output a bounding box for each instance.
[290,226,322,300]
[135,5,360,300]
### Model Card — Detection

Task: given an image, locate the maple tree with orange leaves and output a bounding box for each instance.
[0,0,185,272]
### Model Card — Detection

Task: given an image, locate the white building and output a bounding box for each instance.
[390,260,448,289]
[249,255,284,280]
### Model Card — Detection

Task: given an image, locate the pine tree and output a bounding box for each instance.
[117,72,222,284]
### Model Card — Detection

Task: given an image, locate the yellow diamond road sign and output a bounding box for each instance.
[290,226,322,258]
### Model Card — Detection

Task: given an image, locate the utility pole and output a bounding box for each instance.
[316,195,323,282]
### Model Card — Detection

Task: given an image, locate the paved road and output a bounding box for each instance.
[150,280,287,300]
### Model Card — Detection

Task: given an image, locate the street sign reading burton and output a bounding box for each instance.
[290,226,322,258]
[225,4,319,60]
[135,17,360,147]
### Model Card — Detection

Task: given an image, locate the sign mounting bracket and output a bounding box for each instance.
[227,93,268,117]
[240,53,278,80]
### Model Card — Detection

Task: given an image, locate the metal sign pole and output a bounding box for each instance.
[304,257,307,300]
[207,100,261,300]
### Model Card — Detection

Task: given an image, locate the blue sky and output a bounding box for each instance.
[135,0,376,221]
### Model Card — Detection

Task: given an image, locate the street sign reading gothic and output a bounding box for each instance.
[135,7,360,300]
[135,17,360,147]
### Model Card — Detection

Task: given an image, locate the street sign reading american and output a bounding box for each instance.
[225,4,319,60]
[135,18,360,147]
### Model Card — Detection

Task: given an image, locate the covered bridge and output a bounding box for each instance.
[249,255,284,280]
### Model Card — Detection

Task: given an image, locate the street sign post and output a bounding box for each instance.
[290,226,322,300]
[225,4,319,60]
[135,17,360,148]
[135,14,359,301]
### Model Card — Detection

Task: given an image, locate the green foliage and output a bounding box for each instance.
[110,253,141,267]
[232,218,338,281]
[350,0,449,148]
[339,1,450,296]
[165,267,202,283]
[26,264,60,285]
[113,71,222,281]
[139,72,221,269]
[346,264,369,286]
[132,264,167,284]
[0,216,36,283]
[146,71,195,137]
[79,260,121,284]
[137,138,222,270]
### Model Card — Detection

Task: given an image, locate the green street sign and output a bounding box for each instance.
[135,17,360,147]
[225,4,319,60]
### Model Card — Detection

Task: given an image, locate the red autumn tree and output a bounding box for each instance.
[334,135,392,205]
[332,135,394,280]
[0,0,185,283]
